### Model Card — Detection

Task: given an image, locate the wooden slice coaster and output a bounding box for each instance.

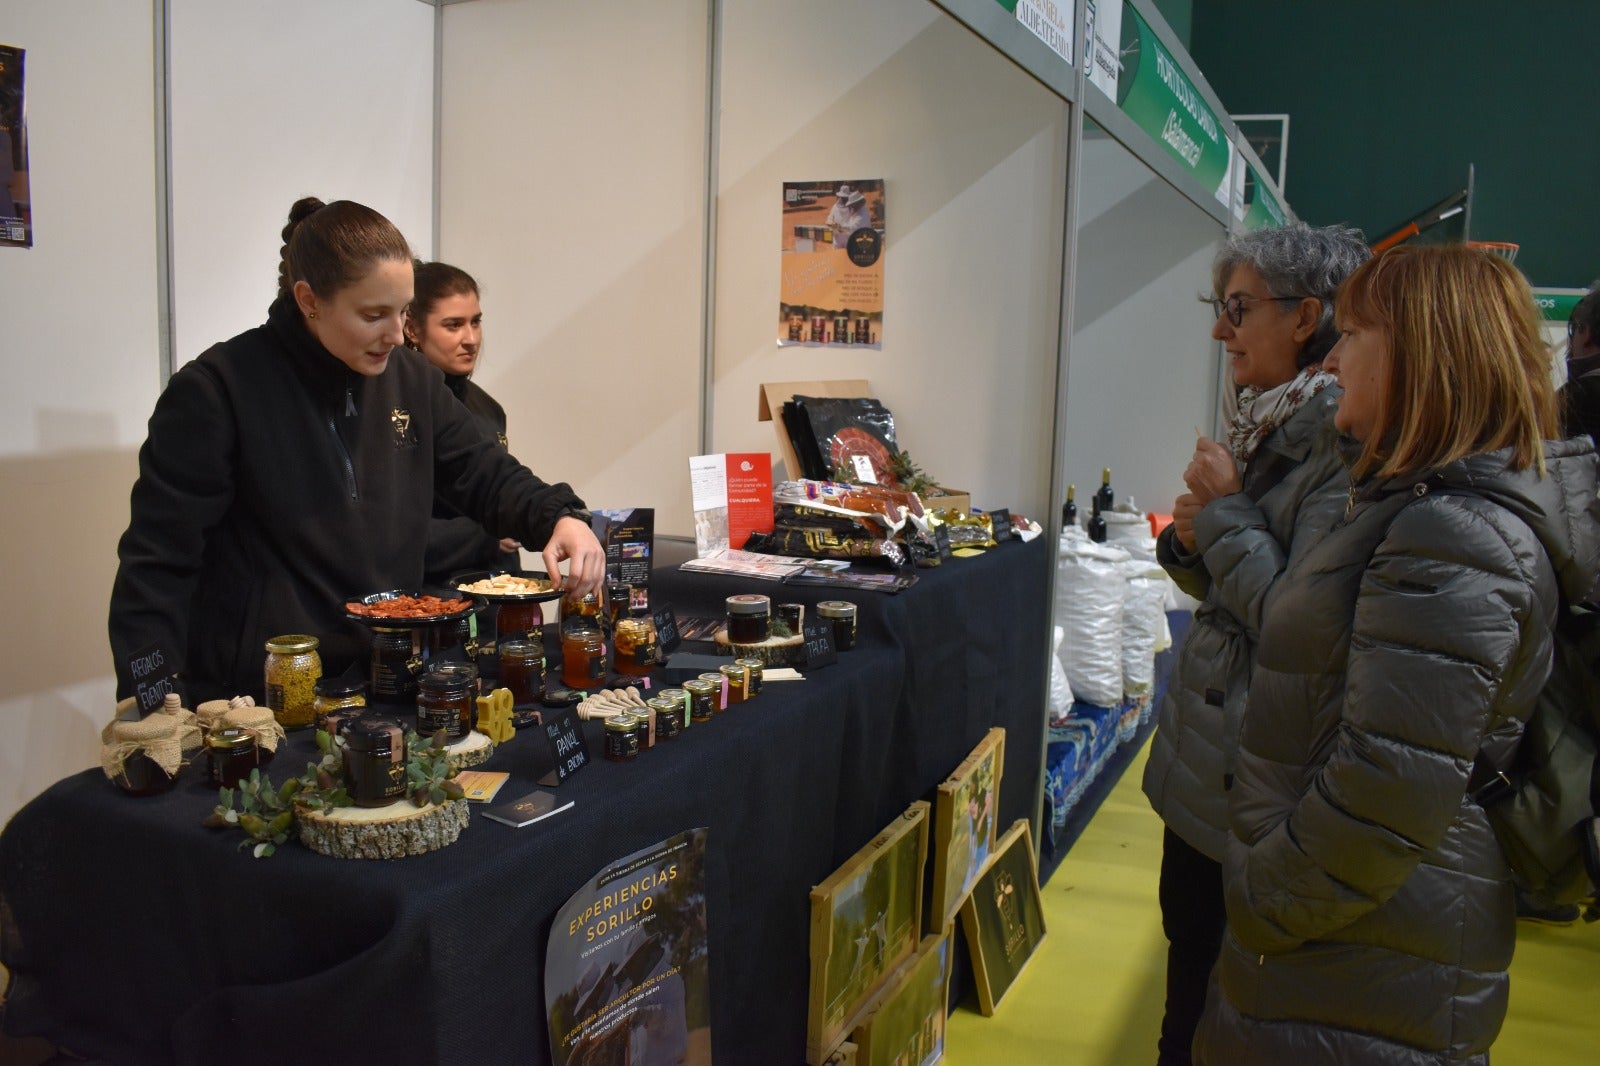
[298,797,471,859]
[447,729,495,769]
[712,627,806,667]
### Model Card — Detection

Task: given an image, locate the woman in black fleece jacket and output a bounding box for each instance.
[109,198,603,703]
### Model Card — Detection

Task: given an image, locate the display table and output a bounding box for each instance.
[0,538,1048,1065]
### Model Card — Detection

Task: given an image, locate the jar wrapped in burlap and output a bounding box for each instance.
[222,700,287,754]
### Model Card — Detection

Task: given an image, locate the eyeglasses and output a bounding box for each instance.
[1208,293,1311,327]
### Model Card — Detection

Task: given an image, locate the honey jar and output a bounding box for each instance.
[612,614,658,676]
[560,626,606,689]
[815,600,859,651]
[417,663,475,741]
[312,676,367,732]
[206,726,270,789]
[718,663,748,706]
[342,717,407,807]
[604,712,641,762]
[681,679,715,723]
[735,658,764,698]
[725,594,772,644]
[648,695,682,740]
[264,634,321,730]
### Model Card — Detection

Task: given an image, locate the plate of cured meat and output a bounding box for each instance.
[344,588,487,627]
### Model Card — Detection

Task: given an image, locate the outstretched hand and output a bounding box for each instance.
[542,516,606,598]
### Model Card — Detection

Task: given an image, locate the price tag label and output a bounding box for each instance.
[653,604,681,656]
[800,620,838,670]
[851,454,879,484]
[125,642,180,719]
[542,706,590,784]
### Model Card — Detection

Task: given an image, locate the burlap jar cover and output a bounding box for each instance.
[99,701,201,781]
[221,702,288,754]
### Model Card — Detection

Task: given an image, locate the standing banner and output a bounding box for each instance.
[779,179,885,349]
[546,829,712,1066]
[0,43,30,248]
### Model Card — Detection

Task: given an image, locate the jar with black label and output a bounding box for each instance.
[657,687,689,731]
[321,706,366,741]
[370,627,423,706]
[494,600,544,642]
[417,664,475,742]
[499,637,546,727]
[612,615,658,676]
[604,712,641,762]
[343,717,407,807]
[735,658,765,698]
[264,634,322,730]
[649,695,683,740]
[725,594,772,644]
[777,602,804,636]
[313,676,367,732]
[560,625,606,690]
[816,600,859,651]
[718,663,749,706]
[206,726,271,789]
[606,582,632,630]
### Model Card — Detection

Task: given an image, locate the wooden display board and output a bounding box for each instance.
[959,819,1046,1015]
[807,801,930,1065]
[929,727,1004,932]
[850,928,952,1066]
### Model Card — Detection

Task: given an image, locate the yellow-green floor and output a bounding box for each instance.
[945,738,1600,1064]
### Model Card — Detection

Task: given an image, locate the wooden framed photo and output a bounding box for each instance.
[850,928,952,1066]
[959,819,1046,1016]
[929,727,1004,931]
[807,801,930,1065]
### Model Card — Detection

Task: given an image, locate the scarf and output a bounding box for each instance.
[1227,364,1337,465]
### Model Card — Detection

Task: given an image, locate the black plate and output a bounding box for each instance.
[344,587,486,627]
[448,569,566,603]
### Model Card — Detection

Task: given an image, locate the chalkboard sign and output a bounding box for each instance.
[653,605,681,656]
[934,522,954,560]
[800,619,838,670]
[988,508,1015,542]
[541,706,590,785]
[126,642,180,719]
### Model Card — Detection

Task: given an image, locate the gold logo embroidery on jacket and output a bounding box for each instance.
[497,431,509,449]
[390,408,416,448]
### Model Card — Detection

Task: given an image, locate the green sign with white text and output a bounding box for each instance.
[1115,4,1229,200]
[1532,289,1584,323]
[1241,162,1286,229]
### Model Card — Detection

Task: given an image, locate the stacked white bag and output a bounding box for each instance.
[1054,528,1130,708]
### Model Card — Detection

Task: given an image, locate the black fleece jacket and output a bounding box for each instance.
[423,373,521,582]
[109,296,585,702]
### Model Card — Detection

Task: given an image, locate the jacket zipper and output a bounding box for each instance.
[331,386,358,500]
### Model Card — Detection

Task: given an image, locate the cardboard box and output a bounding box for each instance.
[758,379,973,513]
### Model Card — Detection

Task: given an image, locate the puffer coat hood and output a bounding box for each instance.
[1195,437,1600,1066]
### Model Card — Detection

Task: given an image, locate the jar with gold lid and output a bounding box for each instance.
[265,634,322,730]
[313,676,367,732]
[725,594,772,644]
[206,726,272,788]
[718,663,749,706]
[612,614,658,676]
[417,663,475,741]
[342,717,407,807]
[648,695,682,740]
[604,712,641,762]
[681,679,715,722]
[815,601,859,651]
[734,658,765,698]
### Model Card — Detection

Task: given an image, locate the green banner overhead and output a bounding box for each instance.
[1532,289,1585,323]
[1240,162,1287,230]
[1115,4,1233,204]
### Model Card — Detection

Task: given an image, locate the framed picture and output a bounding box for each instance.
[959,819,1046,1016]
[850,929,952,1066]
[807,801,930,1065]
[929,727,1004,932]
[822,1041,858,1066]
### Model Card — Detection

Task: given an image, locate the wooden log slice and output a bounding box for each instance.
[447,729,495,769]
[298,797,471,860]
[712,628,806,667]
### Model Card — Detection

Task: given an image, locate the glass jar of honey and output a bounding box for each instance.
[312,676,367,732]
[369,627,422,707]
[604,712,641,762]
[342,717,407,807]
[681,679,715,722]
[725,594,772,644]
[499,637,546,725]
[734,658,765,698]
[649,696,682,740]
[417,664,475,742]
[606,582,632,629]
[494,600,545,642]
[205,726,272,789]
[815,600,859,651]
[560,625,606,689]
[264,634,321,730]
[718,663,749,706]
[612,614,658,676]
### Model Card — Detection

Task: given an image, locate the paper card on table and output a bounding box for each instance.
[689,452,774,556]
[481,789,573,829]
[455,770,510,802]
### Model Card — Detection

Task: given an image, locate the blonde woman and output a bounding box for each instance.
[1195,245,1600,1064]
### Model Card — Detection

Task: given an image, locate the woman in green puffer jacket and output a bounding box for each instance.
[1195,244,1600,1065]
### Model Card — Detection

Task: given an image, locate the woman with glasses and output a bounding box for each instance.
[1142,221,1369,1066]
[1194,245,1599,1065]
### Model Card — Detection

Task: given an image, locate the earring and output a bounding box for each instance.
[308,311,318,320]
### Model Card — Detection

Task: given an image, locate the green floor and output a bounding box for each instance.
[944,738,1600,1064]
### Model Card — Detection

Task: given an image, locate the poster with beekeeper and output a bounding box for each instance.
[778,179,884,349]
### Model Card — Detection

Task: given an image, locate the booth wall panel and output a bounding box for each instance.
[438,0,711,539]
[0,0,162,857]
[168,0,435,369]
[710,0,1069,521]
[1066,130,1223,518]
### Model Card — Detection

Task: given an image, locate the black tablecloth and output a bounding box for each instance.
[0,537,1048,1065]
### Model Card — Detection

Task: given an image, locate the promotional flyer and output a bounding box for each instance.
[779,179,885,349]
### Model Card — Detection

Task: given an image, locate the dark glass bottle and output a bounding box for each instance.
[1062,484,1077,529]
[1094,467,1113,515]
[1087,498,1107,543]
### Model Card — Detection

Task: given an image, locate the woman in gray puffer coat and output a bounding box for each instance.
[1142,223,1370,1065]
[1195,245,1600,1065]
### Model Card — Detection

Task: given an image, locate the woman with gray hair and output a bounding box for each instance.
[1142,220,1369,1066]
